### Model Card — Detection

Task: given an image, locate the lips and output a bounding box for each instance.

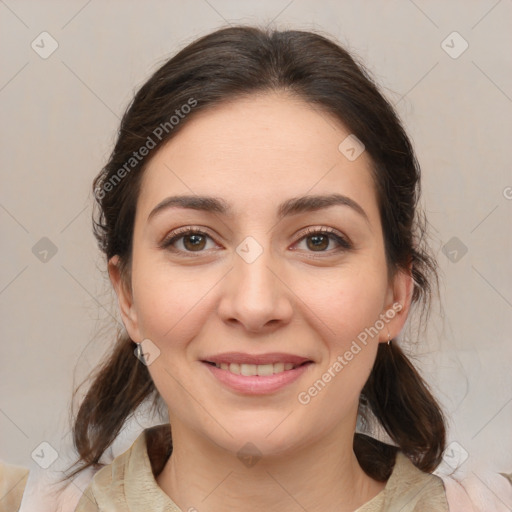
[201,352,313,394]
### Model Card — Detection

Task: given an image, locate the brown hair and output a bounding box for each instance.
[62,25,445,484]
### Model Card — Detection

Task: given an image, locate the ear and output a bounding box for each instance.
[380,262,414,342]
[108,255,142,342]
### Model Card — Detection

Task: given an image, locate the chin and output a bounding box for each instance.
[203,416,310,460]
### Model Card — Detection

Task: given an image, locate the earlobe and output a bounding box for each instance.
[108,255,141,342]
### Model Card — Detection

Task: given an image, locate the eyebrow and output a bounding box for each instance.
[147,193,370,224]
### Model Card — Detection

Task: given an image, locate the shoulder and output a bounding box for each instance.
[385,452,449,511]
[1,425,173,512]
[75,424,175,512]
[0,461,30,512]
[75,435,138,511]
[356,451,448,511]
[361,451,510,512]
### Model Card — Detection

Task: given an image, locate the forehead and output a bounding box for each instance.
[137,92,378,222]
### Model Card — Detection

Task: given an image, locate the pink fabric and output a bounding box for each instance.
[440,472,512,512]
[440,475,477,512]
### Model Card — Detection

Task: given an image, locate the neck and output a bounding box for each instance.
[156,422,386,512]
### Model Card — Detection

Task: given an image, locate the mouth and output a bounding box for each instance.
[200,352,313,395]
[203,360,311,376]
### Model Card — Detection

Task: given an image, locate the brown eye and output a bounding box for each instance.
[182,233,207,251]
[306,233,330,251]
[294,227,352,253]
[161,228,216,255]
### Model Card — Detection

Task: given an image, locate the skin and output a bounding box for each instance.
[109,91,413,512]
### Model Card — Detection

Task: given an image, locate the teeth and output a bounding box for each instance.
[229,363,240,374]
[213,361,303,375]
[274,362,285,373]
[241,364,257,376]
[256,364,273,376]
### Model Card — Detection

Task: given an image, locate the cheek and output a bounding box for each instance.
[294,277,384,428]
[292,262,387,405]
[131,257,217,344]
[298,263,388,347]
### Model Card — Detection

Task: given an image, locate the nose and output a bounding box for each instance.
[217,245,293,334]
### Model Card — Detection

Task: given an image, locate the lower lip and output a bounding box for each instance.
[202,362,312,395]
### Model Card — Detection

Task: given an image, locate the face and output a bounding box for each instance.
[110,92,411,457]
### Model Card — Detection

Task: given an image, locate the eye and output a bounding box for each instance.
[160,225,352,257]
[292,227,352,254]
[160,227,218,255]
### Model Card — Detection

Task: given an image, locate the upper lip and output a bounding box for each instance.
[202,352,312,365]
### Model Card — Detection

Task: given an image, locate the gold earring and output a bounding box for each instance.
[387,328,392,346]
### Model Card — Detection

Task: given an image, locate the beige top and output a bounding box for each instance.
[0,462,30,512]
[73,424,449,511]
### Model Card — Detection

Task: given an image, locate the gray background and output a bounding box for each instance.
[1,0,511,504]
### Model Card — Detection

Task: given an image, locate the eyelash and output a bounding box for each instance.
[160,225,352,258]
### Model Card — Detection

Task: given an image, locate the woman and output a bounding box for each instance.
[7,25,481,512]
